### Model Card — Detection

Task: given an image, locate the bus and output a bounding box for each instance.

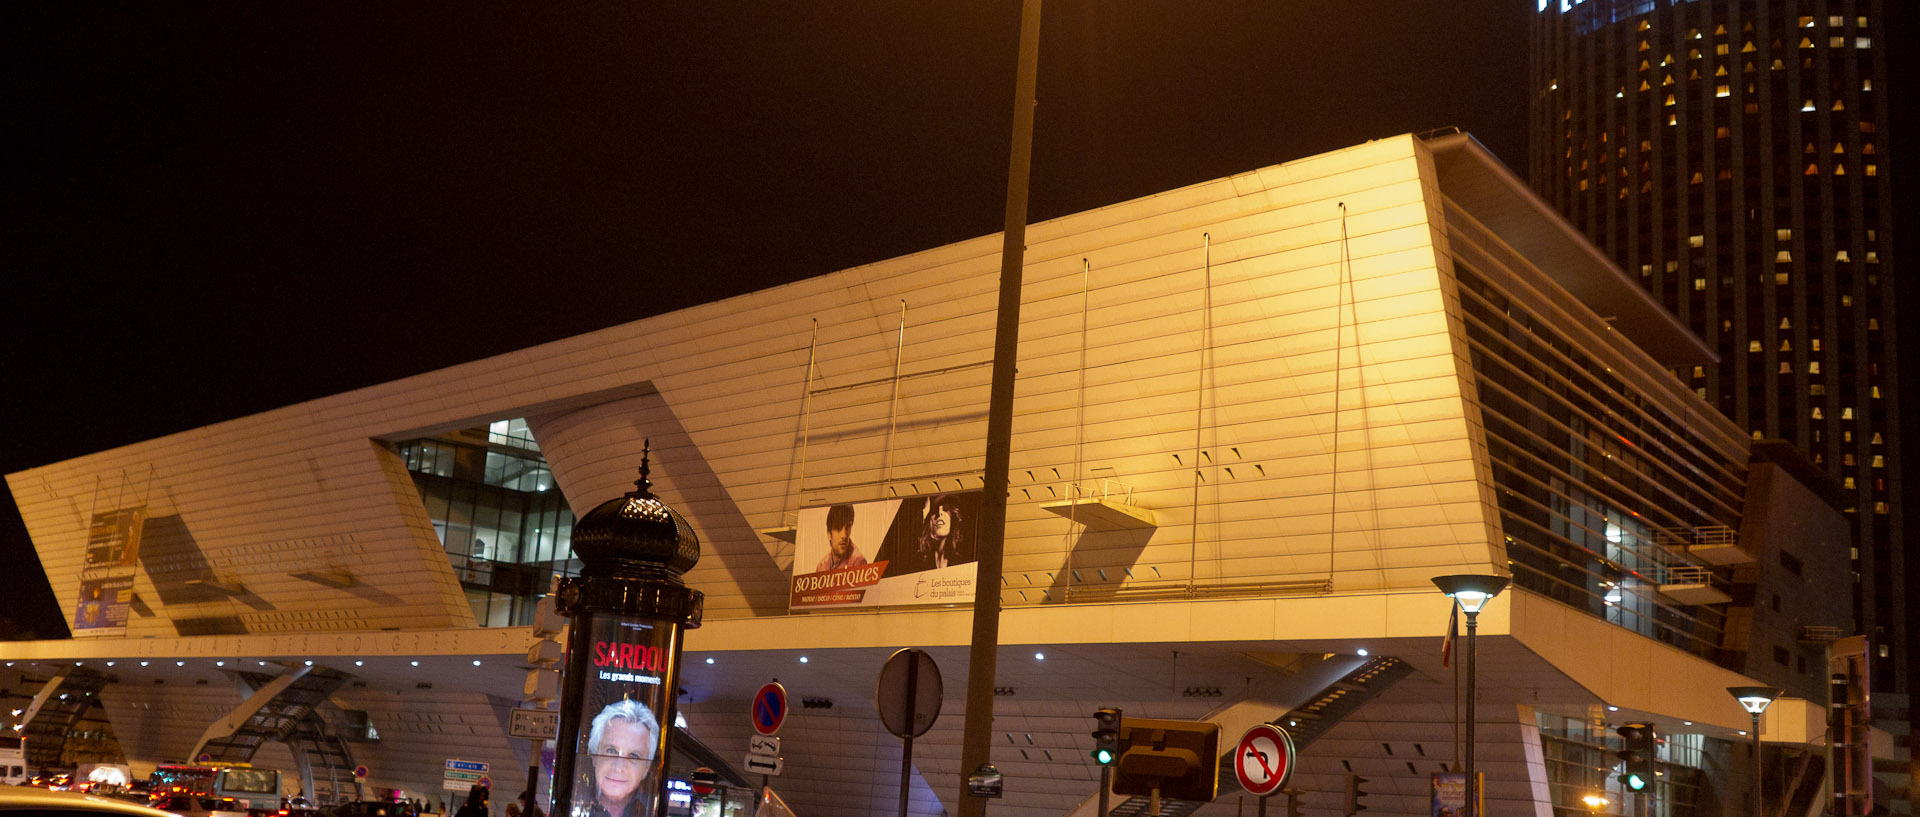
[149,763,283,813]
[0,736,25,785]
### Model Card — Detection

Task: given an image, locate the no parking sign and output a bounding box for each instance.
[751,682,787,735]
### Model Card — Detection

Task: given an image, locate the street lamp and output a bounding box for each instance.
[1727,685,1782,817]
[1433,573,1511,817]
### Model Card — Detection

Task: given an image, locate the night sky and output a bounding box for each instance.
[3,2,1913,639]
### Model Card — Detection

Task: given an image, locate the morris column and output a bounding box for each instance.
[551,445,703,817]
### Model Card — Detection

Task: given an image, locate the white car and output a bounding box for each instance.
[0,786,181,817]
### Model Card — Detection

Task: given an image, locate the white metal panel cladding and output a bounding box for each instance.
[10,134,1703,628]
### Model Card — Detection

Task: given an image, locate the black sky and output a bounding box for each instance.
[3,1,1906,639]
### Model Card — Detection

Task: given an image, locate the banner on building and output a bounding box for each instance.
[789,491,981,611]
[1431,773,1482,817]
[74,507,146,636]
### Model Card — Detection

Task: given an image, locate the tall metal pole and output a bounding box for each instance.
[958,1,1042,815]
[1751,711,1763,817]
[899,656,918,817]
[1464,608,1479,817]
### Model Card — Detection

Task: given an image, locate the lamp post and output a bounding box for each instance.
[1432,574,1510,817]
[1727,686,1782,817]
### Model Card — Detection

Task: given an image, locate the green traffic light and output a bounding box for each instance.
[1092,748,1115,765]
[1621,772,1648,791]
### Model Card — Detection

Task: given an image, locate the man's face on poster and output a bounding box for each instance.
[828,524,854,559]
[592,718,653,809]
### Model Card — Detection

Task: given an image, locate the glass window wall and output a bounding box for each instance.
[395,422,579,627]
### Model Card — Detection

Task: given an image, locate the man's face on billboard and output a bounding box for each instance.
[592,718,653,809]
[828,524,853,558]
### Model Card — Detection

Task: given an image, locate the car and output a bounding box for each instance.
[0,785,181,817]
[148,794,248,817]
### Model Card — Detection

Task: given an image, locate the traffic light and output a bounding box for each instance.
[1344,774,1369,816]
[1615,722,1656,791]
[1091,707,1123,766]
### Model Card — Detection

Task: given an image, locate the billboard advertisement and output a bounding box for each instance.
[562,616,680,817]
[75,507,145,636]
[789,491,981,610]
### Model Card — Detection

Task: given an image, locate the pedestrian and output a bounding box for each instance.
[516,791,544,817]
[454,785,489,817]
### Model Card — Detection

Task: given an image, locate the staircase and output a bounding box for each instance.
[1106,657,1413,816]
[196,667,358,805]
[288,709,360,806]
[1268,657,1413,751]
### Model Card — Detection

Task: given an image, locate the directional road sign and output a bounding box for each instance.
[749,735,781,756]
[443,760,490,794]
[743,754,783,776]
[1233,724,1296,796]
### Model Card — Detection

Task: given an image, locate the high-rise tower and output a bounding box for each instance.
[1528,0,1904,736]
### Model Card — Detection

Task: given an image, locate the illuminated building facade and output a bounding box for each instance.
[4,134,1871,816]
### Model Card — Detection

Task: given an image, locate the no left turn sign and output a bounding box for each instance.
[1234,723,1296,796]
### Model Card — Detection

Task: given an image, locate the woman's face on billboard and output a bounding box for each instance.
[931,507,952,538]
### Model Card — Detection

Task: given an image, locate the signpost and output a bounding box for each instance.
[1234,724,1296,814]
[752,683,788,736]
[509,709,560,740]
[443,760,489,793]
[877,648,943,817]
[689,767,718,797]
[747,683,787,783]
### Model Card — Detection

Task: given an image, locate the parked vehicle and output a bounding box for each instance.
[147,764,282,813]
[0,736,25,786]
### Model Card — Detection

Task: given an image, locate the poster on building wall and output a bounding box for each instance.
[74,507,145,636]
[564,616,678,817]
[789,491,981,611]
[1430,773,1481,817]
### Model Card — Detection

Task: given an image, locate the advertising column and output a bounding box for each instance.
[550,449,703,817]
